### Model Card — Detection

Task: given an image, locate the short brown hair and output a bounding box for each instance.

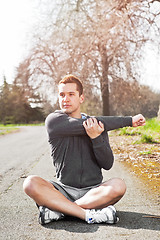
[59,74,83,96]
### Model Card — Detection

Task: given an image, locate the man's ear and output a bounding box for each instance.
[80,94,84,104]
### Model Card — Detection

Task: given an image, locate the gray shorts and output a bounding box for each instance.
[50,181,100,202]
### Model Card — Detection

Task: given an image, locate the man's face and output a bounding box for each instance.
[58,83,84,118]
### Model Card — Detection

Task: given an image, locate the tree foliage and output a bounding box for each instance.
[15,0,160,116]
[110,78,160,117]
[0,77,45,124]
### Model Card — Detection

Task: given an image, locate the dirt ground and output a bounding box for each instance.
[109,131,160,199]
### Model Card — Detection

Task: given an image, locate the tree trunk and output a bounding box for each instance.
[101,79,110,116]
[99,44,110,116]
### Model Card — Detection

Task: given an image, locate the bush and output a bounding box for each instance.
[119,127,141,136]
[140,134,155,143]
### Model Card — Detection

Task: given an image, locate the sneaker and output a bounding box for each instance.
[39,206,65,225]
[85,205,119,224]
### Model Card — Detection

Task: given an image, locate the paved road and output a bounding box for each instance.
[0,126,159,240]
[0,126,49,194]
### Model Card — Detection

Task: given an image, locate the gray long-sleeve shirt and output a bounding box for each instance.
[45,110,132,188]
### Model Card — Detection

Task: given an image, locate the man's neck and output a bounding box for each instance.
[68,112,82,119]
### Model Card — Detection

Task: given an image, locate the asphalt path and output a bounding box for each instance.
[0,126,159,240]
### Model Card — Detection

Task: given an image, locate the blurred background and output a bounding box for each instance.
[0,0,160,124]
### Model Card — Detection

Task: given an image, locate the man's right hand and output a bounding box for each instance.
[83,117,104,139]
[132,114,146,127]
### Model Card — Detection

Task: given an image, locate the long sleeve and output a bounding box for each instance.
[45,110,86,138]
[45,110,132,140]
[97,116,132,131]
[91,132,114,170]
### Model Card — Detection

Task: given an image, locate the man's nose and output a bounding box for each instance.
[63,95,69,101]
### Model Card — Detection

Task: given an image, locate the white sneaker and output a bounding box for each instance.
[39,206,65,225]
[85,205,119,224]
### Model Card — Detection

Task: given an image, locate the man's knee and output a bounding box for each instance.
[23,175,39,196]
[103,178,126,198]
[111,178,126,197]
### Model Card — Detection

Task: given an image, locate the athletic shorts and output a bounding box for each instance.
[49,181,101,202]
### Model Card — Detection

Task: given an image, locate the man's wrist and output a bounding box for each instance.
[89,133,101,139]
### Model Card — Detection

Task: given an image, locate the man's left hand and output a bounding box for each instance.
[83,117,104,139]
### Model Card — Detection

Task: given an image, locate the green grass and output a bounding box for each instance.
[118,118,160,144]
[0,123,44,136]
[139,150,152,155]
[118,127,141,136]
[140,134,156,143]
[0,126,18,135]
[0,123,44,127]
[143,118,160,132]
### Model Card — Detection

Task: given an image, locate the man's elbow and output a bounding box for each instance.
[103,155,114,170]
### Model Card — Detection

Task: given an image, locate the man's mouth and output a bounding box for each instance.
[63,104,71,108]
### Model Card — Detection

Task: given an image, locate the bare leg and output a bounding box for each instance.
[75,178,126,209]
[23,175,85,220]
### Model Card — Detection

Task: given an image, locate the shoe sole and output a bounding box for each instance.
[39,206,65,225]
[106,206,119,224]
[39,206,46,225]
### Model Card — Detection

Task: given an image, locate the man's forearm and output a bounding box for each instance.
[91,134,114,170]
[96,116,132,131]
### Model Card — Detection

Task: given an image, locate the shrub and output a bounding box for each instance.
[140,134,155,143]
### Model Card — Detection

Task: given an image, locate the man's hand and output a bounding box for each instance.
[132,114,146,127]
[83,117,104,139]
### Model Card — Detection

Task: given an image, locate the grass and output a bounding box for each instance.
[140,134,156,143]
[0,123,44,127]
[0,123,44,136]
[0,126,19,135]
[118,118,160,144]
[143,118,160,132]
[118,127,141,136]
[139,150,152,155]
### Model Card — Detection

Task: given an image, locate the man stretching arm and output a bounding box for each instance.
[23,75,145,225]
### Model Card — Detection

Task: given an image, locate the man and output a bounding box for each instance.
[23,75,145,225]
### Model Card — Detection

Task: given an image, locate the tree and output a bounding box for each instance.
[14,58,43,106]
[0,77,44,124]
[110,78,160,117]
[0,76,13,123]
[16,0,160,115]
